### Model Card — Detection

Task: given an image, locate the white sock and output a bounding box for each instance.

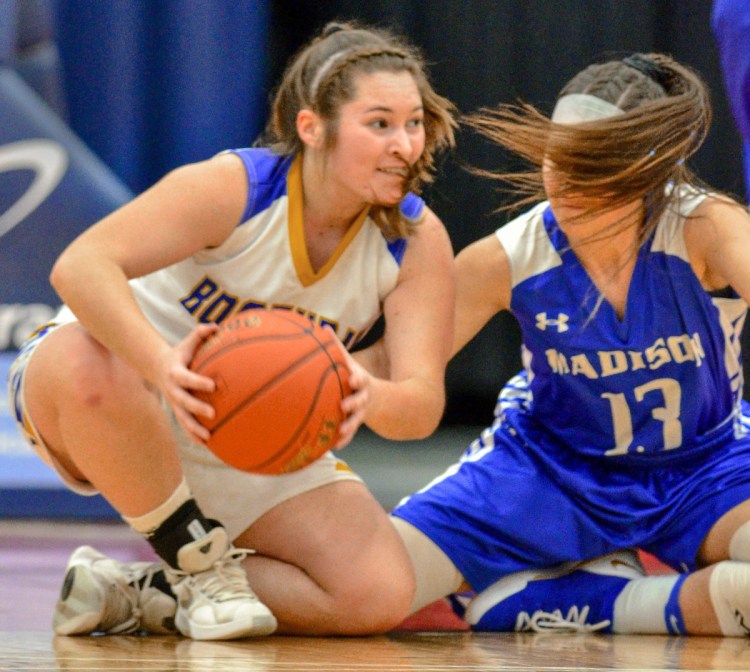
[612,574,681,634]
[122,478,192,535]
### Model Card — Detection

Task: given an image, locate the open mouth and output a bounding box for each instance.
[378,166,409,178]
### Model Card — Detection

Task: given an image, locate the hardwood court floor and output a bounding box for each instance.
[3,520,750,671]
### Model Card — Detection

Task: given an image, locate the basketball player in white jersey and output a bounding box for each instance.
[7,21,457,639]
[391,52,750,637]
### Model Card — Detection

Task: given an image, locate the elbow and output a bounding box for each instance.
[381,397,444,441]
[408,405,443,440]
[49,254,74,300]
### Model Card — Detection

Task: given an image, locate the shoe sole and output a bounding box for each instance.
[175,610,278,640]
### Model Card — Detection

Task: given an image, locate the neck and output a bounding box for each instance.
[301,152,364,231]
[558,201,645,280]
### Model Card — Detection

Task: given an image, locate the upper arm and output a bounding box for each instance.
[54,152,248,280]
[452,232,511,356]
[380,206,456,384]
[684,196,750,303]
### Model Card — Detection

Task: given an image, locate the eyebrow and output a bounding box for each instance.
[362,104,424,114]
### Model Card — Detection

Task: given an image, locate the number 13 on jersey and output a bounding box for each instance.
[602,378,682,456]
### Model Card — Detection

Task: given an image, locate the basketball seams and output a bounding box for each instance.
[299,330,348,396]
[210,338,341,434]
[192,331,313,372]
[252,365,341,472]
[263,311,348,400]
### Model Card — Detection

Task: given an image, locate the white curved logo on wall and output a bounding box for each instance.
[0,139,69,239]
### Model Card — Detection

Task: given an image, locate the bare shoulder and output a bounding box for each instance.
[411,204,452,243]
[401,205,454,269]
[166,151,247,192]
[685,194,750,290]
[684,194,750,249]
[688,193,748,223]
[153,152,249,247]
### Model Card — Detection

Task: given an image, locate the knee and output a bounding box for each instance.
[728,519,750,563]
[708,561,750,636]
[330,570,415,634]
[42,325,141,410]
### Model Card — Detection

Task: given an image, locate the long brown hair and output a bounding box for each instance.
[260,21,457,238]
[465,53,711,245]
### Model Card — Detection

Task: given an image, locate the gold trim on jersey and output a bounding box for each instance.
[287,154,371,287]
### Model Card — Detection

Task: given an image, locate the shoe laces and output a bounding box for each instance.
[515,606,610,633]
[173,548,260,603]
[97,565,143,634]
[102,560,164,634]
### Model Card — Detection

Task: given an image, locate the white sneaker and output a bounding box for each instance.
[167,547,277,640]
[53,545,177,635]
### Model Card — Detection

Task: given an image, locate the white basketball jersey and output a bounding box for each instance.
[63,149,420,350]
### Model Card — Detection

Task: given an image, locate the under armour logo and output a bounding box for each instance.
[535,312,569,333]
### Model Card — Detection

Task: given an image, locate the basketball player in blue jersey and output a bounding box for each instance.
[390,53,750,637]
[7,22,457,638]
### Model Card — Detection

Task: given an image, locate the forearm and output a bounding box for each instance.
[51,253,171,383]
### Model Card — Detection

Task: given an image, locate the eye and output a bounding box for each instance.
[407,118,424,129]
[369,119,389,129]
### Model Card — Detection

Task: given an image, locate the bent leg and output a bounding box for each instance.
[234,481,415,635]
[24,322,182,515]
[390,516,466,614]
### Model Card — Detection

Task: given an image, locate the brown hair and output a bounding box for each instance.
[260,21,457,238]
[465,53,711,245]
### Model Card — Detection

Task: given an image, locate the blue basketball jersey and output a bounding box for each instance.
[497,187,747,465]
[393,187,750,586]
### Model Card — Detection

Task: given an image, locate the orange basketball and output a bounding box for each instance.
[189,309,351,474]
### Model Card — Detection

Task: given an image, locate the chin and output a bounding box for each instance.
[372,188,406,207]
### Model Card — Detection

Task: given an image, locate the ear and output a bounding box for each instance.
[297,109,324,149]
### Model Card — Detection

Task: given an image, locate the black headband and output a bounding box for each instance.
[622,55,670,90]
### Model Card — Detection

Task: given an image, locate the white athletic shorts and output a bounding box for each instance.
[8,320,362,540]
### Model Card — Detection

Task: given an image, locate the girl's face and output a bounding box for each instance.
[324,70,425,208]
[543,158,614,225]
[542,158,592,222]
[543,158,644,236]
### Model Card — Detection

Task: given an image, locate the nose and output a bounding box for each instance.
[389,127,413,158]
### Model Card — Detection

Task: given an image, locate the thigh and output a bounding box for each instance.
[698,498,750,565]
[235,480,414,597]
[642,436,750,570]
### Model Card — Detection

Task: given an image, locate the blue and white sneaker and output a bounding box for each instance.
[458,550,645,633]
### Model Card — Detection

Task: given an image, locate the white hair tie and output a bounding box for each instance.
[309,50,352,101]
[551,93,624,124]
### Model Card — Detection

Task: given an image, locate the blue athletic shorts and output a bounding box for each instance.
[392,412,750,592]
